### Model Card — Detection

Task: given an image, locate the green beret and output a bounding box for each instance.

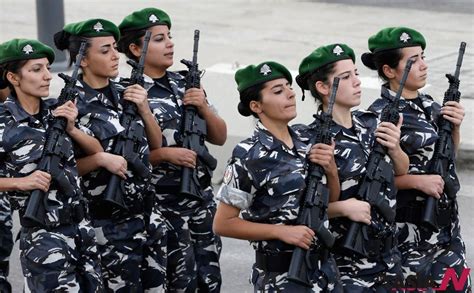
[0,38,55,65]
[235,61,292,93]
[63,18,120,40]
[119,8,171,32]
[297,44,355,90]
[368,27,426,53]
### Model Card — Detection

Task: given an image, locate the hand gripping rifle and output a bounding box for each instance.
[103,31,153,210]
[180,30,217,199]
[340,59,413,258]
[421,42,467,232]
[24,42,87,226]
[287,77,339,287]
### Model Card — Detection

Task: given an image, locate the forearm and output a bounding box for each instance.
[149,147,170,166]
[202,107,227,146]
[76,153,104,176]
[326,170,341,202]
[452,127,461,153]
[394,174,420,190]
[389,147,409,175]
[213,211,279,241]
[327,200,348,219]
[141,112,162,150]
[68,128,103,155]
[0,177,20,192]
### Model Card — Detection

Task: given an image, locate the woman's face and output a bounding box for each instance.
[254,78,296,123]
[325,59,361,108]
[394,46,428,91]
[145,25,174,70]
[11,57,52,99]
[81,36,120,79]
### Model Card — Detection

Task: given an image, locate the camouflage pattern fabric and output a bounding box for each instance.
[145,71,222,292]
[0,193,12,292]
[76,79,166,292]
[295,110,403,292]
[217,121,342,292]
[368,85,471,291]
[0,96,103,292]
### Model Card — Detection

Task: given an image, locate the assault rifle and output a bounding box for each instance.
[340,59,413,257]
[421,42,467,231]
[24,42,87,226]
[287,77,339,287]
[103,31,153,210]
[180,30,217,199]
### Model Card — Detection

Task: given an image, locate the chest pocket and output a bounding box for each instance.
[400,111,438,155]
[154,103,182,147]
[3,124,44,167]
[335,141,367,199]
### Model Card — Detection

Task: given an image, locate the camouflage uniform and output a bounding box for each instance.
[297,109,404,292]
[218,121,342,292]
[0,96,103,292]
[0,192,12,292]
[368,85,471,292]
[75,78,167,292]
[145,72,222,292]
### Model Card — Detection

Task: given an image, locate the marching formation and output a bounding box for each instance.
[0,5,470,293]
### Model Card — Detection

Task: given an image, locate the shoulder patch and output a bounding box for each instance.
[223,164,234,184]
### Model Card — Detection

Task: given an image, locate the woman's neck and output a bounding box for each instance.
[260,118,293,148]
[389,80,418,99]
[17,93,40,115]
[82,73,109,89]
[328,103,352,128]
[144,66,167,79]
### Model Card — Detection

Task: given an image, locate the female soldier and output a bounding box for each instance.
[54,18,163,291]
[295,43,408,291]
[363,27,471,291]
[214,61,342,292]
[0,38,103,291]
[118,8,225,292]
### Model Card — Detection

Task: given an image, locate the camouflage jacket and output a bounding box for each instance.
[75,78,151,209]
[368,85,460,206]
[0,96,84,223]
[295,109,397,242]
[143,71,218,191]
[217,121,310,253]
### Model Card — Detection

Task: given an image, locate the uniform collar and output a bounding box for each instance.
[255,120,306,154]
[143,71,185,93]
[379,84,436,114]
[4,95,50,123]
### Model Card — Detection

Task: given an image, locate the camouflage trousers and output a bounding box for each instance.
[142,204,168,293]
[334,247,404,292]
[250,253,342,292]
[0,194,12,292]
[158,197,222,292]
[396,216,472,292]
[93,215,147,292]
[19,219,103,292]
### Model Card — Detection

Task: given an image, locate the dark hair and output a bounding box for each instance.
[306,62,336,103]
[0,59,29,92]
[117,29,146,62]
[361,49,403,82]
[65,35,92,67]
[238,82,265,118]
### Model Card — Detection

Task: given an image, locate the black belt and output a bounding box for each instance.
[365,234,396,260]
[89,198,149,220]
[20,201,86,228]
[255,251,320,273]
[396,204,423,225]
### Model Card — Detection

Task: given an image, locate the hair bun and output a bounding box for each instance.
[295,73,309,90]
[237,101,252,117]
[53,30,71,50]
[361,52,376,70]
